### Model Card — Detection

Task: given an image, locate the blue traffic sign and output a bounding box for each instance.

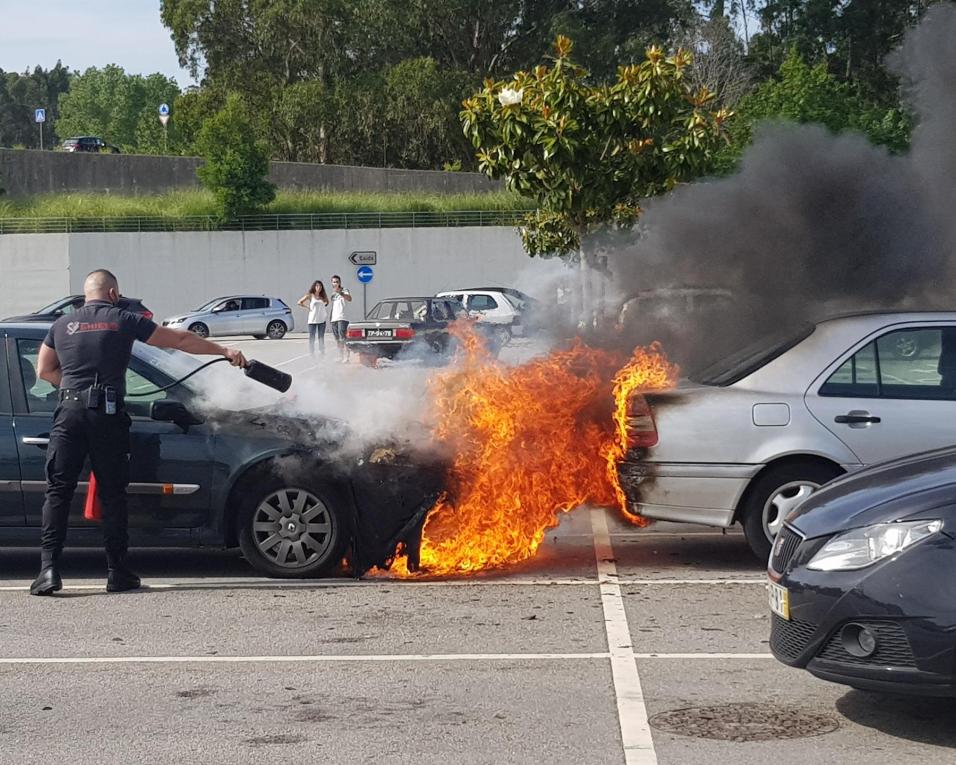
[356,266,374,283]
[34,108,45,123]
[159,103,170,116]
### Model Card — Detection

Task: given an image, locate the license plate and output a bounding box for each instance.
[768,581,790,620]
[366,329,394,338]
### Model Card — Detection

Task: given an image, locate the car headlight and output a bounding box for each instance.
[807,519,943,571]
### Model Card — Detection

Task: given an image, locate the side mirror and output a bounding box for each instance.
[150,400,203,429]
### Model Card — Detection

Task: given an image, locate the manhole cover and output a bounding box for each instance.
[649,702,839,742]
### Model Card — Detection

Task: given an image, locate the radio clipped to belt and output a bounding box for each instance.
[85,375,119,415]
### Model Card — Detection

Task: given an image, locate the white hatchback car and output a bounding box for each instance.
[618,312,956,559]
[435,288,538,344]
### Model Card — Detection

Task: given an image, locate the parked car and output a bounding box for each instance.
[346,296,477,366]
[0,321,444,577]
[435,287,539,343]
[4,295,152,323]
[61,136,120,154]
[163,296,294,339]
[618,287,734,324]
[769,445,956,696]
[617,311,956,560]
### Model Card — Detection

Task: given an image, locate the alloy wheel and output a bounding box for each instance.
[762,481,820,540]
[251,488,334,570]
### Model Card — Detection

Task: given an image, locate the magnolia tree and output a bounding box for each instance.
[461,37,731,322]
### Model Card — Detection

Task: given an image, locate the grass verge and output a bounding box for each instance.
[0,189,531,219]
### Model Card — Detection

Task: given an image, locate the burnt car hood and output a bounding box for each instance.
[206,405,448,575]
[787,446,956,538]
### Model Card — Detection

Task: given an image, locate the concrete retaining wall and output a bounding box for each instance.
[0,227,529,322]
[0,148,500,198]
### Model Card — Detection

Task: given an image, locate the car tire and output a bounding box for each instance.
[741,462,843,561]
[188,322,209,338]
[266,320,287,339]
[493,325,512,346]
[237,475,347,578]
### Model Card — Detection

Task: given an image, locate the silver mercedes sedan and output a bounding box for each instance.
[618,312,956,560]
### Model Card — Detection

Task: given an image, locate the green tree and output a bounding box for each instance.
[0,63,71,149]
[463,36,730,321]
[57,66,182,153]
[463,36,730,258]
[195,94,276,219]
[714,48,911,172]
[747,0,939,102]
[382,58,476,169]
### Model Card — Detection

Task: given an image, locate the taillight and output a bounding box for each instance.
[143,311,154,320]
[627,394,658,448]
[346,328,363,339]
[395,327,415,340]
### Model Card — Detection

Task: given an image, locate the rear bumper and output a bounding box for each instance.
[618,461,761,528]
[346,341,405,358]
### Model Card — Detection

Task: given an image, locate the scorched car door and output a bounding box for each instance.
[11,336,214,529]
[805,324,956,466]
[0,338,25,525]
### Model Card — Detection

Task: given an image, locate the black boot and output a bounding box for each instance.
[106,562,141,593]
[30,566,63,596]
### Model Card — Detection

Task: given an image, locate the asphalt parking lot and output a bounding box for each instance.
[2,336,954,764]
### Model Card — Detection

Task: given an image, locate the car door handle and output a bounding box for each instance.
[834,414,881,424]
[22,436,50,446]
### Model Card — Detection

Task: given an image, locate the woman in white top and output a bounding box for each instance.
[297,280,329,357]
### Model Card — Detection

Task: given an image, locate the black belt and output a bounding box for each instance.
[58,388,125,411]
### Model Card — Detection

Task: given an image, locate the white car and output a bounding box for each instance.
[618,312,956,560]
[435,287,538,344]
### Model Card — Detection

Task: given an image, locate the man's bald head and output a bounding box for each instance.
[84,269,120,302]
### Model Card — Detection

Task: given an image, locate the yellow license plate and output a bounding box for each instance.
[768,581,790,620]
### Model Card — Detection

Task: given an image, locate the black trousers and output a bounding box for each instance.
[39,406,132,568]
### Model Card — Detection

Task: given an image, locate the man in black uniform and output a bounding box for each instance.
[31,269,246,596]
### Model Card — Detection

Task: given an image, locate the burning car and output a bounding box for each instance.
[769,446,956,696]
[618,312,956,560]
[0,321,444,578]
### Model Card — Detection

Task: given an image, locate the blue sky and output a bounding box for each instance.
[0,1,196,85]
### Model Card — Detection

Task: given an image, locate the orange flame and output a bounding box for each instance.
[602,342,679,524]
[392,325,677,576]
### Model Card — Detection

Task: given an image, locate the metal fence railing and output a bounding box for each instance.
[0,209,531,235]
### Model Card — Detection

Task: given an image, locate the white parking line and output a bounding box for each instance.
[0,653,609,665]
[591,507,658,765]
[0,652,773,666]
[0,577,767,592]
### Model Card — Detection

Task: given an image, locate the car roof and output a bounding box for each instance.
[376,296,438,302]
[438,287,522,294]
[1,321,54,332]
[815,309,956,325]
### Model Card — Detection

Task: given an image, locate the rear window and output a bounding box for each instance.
[690,325,815,387]
[241,297,270,310]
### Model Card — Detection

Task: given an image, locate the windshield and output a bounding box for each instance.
[194,298,224,312]
[689,325,815,386]
[36,298,74,314]
[133,342,204,385]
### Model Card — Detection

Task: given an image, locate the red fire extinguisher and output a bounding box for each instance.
[84,472,102,521]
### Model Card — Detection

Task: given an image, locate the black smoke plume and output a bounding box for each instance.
[606,3,956,372]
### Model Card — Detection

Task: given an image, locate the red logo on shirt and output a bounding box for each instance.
[67,321,120,335]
